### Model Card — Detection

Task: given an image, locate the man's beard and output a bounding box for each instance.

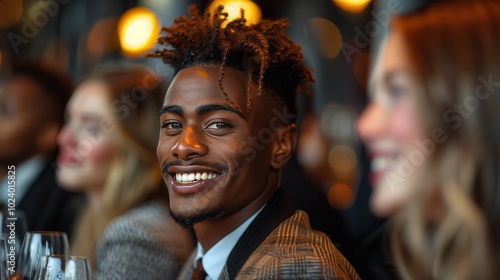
[169,208,220,228]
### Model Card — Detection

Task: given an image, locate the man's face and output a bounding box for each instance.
[158,65,288,227]
[0,77,49,166]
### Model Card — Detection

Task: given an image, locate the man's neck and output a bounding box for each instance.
[194,187,277,252]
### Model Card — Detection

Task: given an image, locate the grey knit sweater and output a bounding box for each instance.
[94,201,195,280]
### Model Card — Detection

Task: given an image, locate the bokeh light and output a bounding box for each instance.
[87,18,120,56]
[327,183,354,209]
[43,39,70,72]
[333,0,371,14]
[297,115,329,170]
[320,103,358,142]
[306,18,343,59]
[0,0,23,29]
[353,52,371,89]
[118,7,160,57]
[208,0,262,27]
[329,145,357,175]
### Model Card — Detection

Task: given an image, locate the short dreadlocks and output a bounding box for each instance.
[149,5,313,116]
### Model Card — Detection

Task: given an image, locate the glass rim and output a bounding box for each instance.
[25,231,68,236]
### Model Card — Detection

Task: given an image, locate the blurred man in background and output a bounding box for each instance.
[0,58,82,239]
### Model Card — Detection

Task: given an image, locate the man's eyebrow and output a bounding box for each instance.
[159,105,183,116]
[195,104,245,119]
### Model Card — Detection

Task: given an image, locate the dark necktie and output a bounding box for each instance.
[192,258,207,280]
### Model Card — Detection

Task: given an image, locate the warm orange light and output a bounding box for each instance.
[118,7,160,56]
[0,0,23,29]
[208,0,262,27]
[88,18,120,56]
[327,183,354,209]
[307,18,343,59]
[333,0,371,14]
[328,145,357,175]
[353,52,371,89]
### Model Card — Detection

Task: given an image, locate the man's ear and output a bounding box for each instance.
[36,122,60,154]
[271,123,297,169]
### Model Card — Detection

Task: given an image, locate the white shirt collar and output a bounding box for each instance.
[0,156,47,205]
[194,205,265,280]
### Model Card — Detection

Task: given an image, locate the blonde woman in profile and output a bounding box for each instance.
[56,64,195,279]
[357,0,500,279]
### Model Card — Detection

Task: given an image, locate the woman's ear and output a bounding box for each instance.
[271,123,297,169]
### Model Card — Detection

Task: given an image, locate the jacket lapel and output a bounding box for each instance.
[222,189,295,279]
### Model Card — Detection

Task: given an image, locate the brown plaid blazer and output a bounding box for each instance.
[178,189,360,280]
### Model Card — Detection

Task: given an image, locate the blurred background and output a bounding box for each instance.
[0,0,374,207]
[0,0,427,278]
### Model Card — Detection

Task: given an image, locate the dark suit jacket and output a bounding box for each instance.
[17,160,82,240]
[179,189,360,279]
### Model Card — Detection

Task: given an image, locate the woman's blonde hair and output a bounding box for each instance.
[71,64,167,268]
[388,1,500,279]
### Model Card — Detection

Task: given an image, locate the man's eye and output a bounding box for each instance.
[162,121,183,129]
[206,122,229,130]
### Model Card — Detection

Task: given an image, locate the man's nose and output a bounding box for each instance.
[170,126,208,160]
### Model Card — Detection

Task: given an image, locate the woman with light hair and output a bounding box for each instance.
[357,1,500,279]
[56,64,194,279]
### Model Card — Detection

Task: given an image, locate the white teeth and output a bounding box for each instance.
[174,172,219,183]
[372,157,389,171]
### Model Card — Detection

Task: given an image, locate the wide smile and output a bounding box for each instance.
[167,166,223,194]
[174,172,220,184]
[368,151,400,186]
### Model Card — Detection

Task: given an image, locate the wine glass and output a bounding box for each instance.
[33,255,65,280]
[16,232,70,280]
[64,256,92,280]
[0,238,10,280]
[33,255,91,280]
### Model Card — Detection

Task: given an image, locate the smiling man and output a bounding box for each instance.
[151,5,360,280]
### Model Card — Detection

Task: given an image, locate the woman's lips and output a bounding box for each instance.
[57,151,80,167]
[369,155,397,186]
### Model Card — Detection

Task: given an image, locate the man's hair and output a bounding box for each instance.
[149,5,313,115]
[10,58,73,125]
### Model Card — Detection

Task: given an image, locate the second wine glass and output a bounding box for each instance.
[34,255,91,280]
[16,232,70,280]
